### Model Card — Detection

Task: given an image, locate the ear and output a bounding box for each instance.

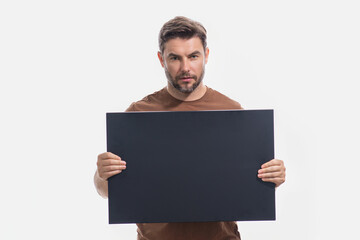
[157,51,165,68]
[205,47,210,64]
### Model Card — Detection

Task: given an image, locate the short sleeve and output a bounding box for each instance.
[125,102,138,112]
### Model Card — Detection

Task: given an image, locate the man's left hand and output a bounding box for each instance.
[258,159,286,187]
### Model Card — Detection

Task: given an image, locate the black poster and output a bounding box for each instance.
[107,110,275,224]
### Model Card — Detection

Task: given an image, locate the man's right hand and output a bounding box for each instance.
[97,152,126,181]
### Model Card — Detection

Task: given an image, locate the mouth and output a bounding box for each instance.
[180,77,193,82]
[178,75,195,82]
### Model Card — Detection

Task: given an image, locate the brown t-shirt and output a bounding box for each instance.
[126,86,243,240]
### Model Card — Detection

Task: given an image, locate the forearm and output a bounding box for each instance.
[94,170,109,198]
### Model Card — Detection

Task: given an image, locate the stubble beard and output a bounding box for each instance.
[165,67,205,94]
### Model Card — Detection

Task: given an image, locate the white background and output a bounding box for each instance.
[1,1,359,239]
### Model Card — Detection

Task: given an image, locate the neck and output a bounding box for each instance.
[167,82,207,101]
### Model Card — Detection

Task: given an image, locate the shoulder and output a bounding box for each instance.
[125,88,167,112]
[206,87,243,109]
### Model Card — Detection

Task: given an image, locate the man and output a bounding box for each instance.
[94,16,286,240]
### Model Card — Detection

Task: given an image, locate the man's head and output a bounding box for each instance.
[158,16,207,55]
[158,16,209,93]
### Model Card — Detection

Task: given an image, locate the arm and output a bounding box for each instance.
[94,152,126,198]
[257,159,286,187]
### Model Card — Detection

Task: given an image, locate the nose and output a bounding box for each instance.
[180,59,191,72]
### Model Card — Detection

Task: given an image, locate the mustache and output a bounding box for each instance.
[175,73,197,80]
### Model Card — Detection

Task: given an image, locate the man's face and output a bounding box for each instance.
[158,37,209,93]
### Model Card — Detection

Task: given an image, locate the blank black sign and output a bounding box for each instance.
[107,110,275,224]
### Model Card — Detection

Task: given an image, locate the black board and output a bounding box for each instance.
[107,110,275,224]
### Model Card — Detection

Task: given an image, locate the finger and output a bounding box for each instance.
[261,177,285,187]
[100,170,122,180]
[102,165,126,172]
[98,159,126,167]
[98,152,121,160]
[258,166,281,174]
[258,171,282,179]
[261,159,283,168]
[259,169,286,181]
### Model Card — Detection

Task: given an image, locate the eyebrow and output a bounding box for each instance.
[167,53,180,58]
[188,51,201,56]
[167,51,202,58]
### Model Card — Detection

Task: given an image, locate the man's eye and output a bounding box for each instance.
[170,56,178,60]
[191,55,198,59]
